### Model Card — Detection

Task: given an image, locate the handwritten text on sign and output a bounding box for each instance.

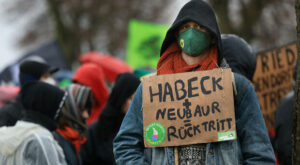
[142,68,236,147]
[253,42,297,130]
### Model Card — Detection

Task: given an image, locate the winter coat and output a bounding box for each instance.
[274,91,294,165]
[80,104,124,165]
[80,73,140,165]
[0,95,23,127]
[53,131,78,165]
[73,64,109,124]
[0,121,67,165]
[113,0,275,164]
[113,73,276,165]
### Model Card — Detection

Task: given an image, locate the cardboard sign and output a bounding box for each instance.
[142,68,236,147]
[253,42,297,130]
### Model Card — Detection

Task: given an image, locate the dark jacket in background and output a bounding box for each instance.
[79,73,140,165]
[53,132,78,165]
[0,95,23,127]
[79,104,124,165]
[274,91,294,165]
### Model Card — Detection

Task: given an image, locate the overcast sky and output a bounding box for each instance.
[0,1,22,72]
[0,0,48,72]
[0,0,190,72]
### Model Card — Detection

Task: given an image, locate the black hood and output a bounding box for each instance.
[20,82,67,131]
[107,73,141,111]
[221,34,256,81]
[95,73,140,139]
[160,0,223,65]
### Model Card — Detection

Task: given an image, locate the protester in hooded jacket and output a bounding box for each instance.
[273,72,296,165]
[0,60,58,127]
[141,33,259,163]
[73,63,109,124]
[79,73,141,165]
[274,90,293,165]
[0,82,67,165]
[113,1,275,164]
[221,34,256,81]
[53,84,93,165]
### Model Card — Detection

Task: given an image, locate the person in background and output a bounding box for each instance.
[73,63,109,124]
[113,0,275,164]
[221,34,257,81]
[0,60,59,127]
[273,70,296,165]
[18,60,59,86]
[80,73,141,165]
[53,84,93,165]
[0,82,67,165]
[274,90,293,165]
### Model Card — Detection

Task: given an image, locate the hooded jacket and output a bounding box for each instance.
[20,82,67,131]
[160,0,223,65]
[274,90,294,165]
[73,64,109,124]
[113,1,275,165]
[0,121,66,165]
[80,73,140,165]
[221,34,256,81]
[0,82,67,165]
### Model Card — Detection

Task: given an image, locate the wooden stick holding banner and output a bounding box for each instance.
[142,68,236,147]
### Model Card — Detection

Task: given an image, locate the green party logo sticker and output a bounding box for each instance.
[218,131,236,141]
[144,122,166,146]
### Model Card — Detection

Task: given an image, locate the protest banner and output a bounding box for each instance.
[126,19,169,69]
[142,68,236,147]
[253,42,297,130]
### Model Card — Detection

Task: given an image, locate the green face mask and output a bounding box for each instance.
[178,28,211,57]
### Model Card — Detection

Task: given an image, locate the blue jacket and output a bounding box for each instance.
[113,73,275,165]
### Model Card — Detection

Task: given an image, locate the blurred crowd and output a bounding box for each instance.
[0,57,144,165]
[0,0,294,165]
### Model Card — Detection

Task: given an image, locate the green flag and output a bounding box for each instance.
[126,19,169,69]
